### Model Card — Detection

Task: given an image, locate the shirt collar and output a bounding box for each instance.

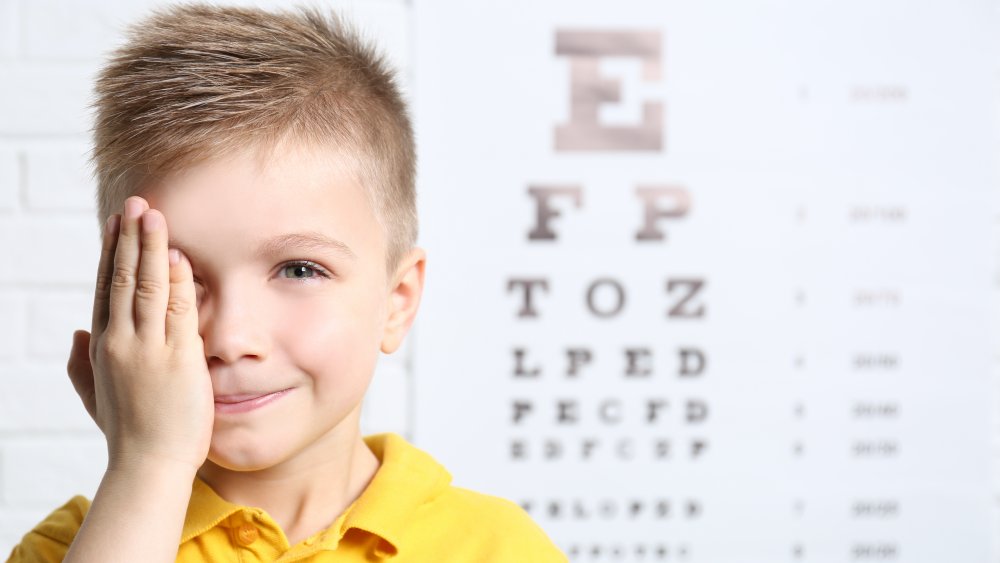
[180,432,453,557]
[180,478,242,544]
[342,432,453,556]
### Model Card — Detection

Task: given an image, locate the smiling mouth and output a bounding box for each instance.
[213,388,293,414]
[215,389,290,404]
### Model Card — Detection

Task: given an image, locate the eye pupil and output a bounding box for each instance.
[286,264,315,279]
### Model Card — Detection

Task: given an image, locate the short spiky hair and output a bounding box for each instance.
[90,2,417,279]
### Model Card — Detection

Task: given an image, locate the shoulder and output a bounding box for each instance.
[421,485,568,562]
[437,485,538,528]
[6,496,90,562]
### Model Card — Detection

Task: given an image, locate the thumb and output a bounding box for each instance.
[67,330,98,426]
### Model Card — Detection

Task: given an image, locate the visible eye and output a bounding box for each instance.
[279,260,333,282]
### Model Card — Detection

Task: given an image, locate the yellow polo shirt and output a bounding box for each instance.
[6,432,567,562]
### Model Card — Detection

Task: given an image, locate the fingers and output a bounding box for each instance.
[165,247,199,349]
[135,208,170,343]
[66,330,98,425]
[91,212,121,343]
[96,193,199,348]
[107,197,148,336]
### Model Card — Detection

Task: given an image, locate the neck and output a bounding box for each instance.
[196,423,381,547]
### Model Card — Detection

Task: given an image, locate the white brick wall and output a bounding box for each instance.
[0,64,96,137]
[19,0,159,61]
[0,294,24,361]
[24,144,96,211]
[0,0,18,61]
[0,215,100,285]
[0,148,18,212]
[1,438,106,507]
[26,293,93,361]
[0,0,413,556]
[0,369,95,432]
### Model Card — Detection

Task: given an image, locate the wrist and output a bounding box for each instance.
[107,451,201,479]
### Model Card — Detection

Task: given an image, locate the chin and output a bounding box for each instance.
[207,455,275,473]
[206,437,289,472]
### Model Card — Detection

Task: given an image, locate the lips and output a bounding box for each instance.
[214,388,293,415]
[215,391,283,404]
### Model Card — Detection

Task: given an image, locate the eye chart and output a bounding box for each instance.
[410,1,996,561]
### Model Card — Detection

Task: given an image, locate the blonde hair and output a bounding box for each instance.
[89,2,417,278]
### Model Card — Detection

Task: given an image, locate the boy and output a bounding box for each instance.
[6,3,567,562]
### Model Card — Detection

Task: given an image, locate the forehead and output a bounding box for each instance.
[138,142,382,265]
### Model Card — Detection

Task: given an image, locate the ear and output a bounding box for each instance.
[380,247,426,354]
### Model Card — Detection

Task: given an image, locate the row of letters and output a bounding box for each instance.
[510,398,707,425]
[509,437,707,461]
[506,277,706,319]
[520,497,700,520]
[511,347,706,378]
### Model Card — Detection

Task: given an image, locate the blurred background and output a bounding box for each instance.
[1,0,997,561]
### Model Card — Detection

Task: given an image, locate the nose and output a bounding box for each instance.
[198,290,268,366]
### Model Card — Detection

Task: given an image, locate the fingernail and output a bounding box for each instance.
[105,214,120,236]
[169,249,181,266]
[126,198,143,220]
[141,211,160,233]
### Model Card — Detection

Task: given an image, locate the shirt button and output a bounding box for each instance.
[236,523,259,546]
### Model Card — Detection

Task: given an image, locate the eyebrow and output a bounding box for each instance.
[169,231,357,262]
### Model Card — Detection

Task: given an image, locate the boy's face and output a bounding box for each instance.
[139,140,397,472]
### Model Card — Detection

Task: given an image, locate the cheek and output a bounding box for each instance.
[273,290,380,386]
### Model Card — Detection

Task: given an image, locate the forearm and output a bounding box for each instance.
[63,460,196,563]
